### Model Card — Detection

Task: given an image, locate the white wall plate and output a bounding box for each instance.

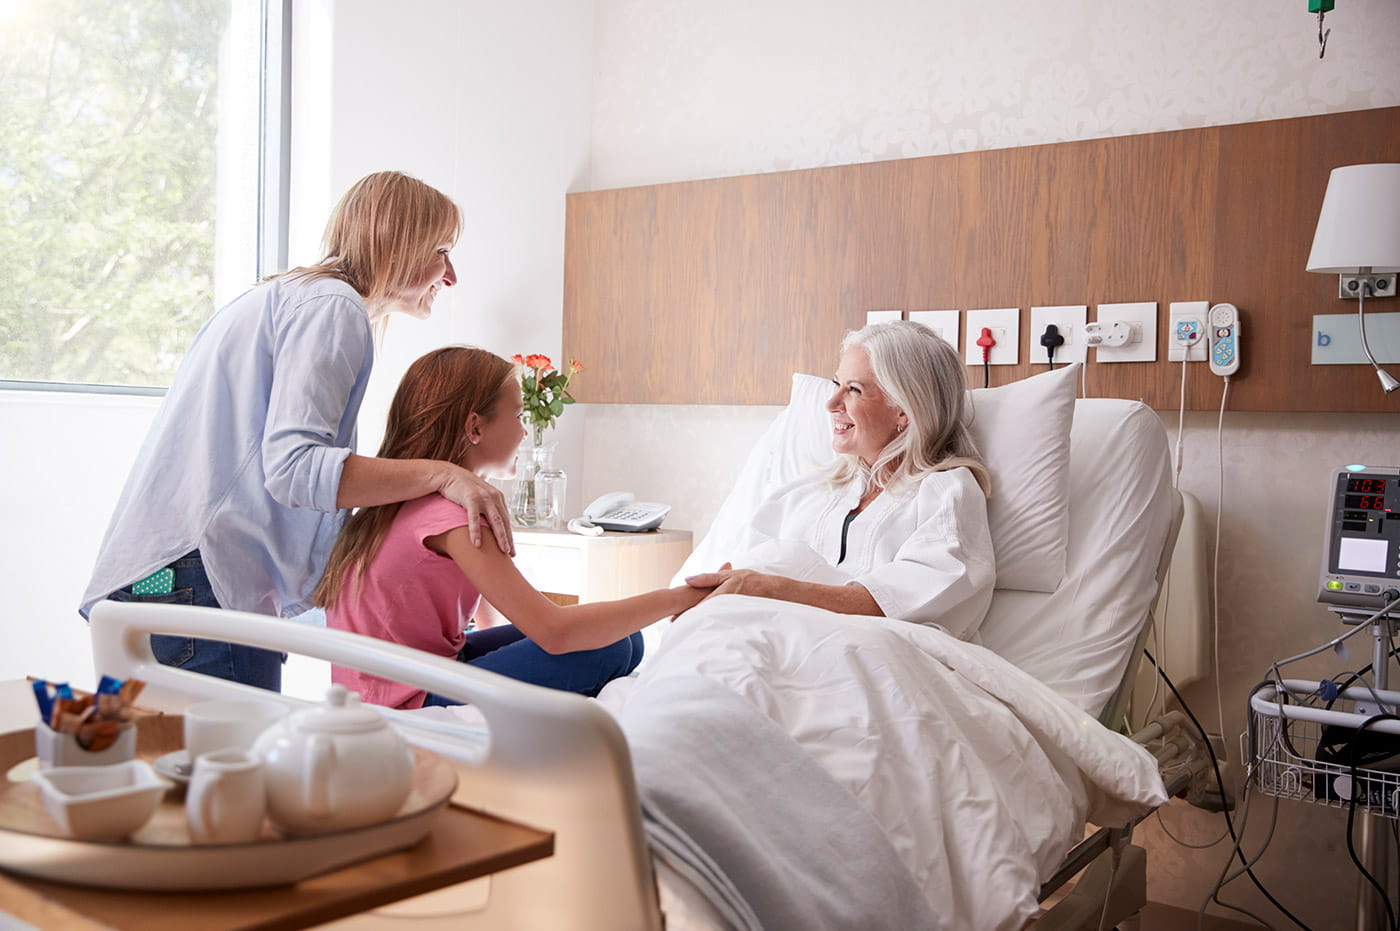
[1094,302,1158,363]
[1029,305,1088,365]
[908,310,960,349]
[964,308,1019,366]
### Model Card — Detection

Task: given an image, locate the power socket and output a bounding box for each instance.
[1168,301,1208,362]
[1093,302,1158,363]
[1340,275,1398,299]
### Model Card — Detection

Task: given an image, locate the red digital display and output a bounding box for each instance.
[1348,477,1387,495]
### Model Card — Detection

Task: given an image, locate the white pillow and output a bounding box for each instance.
[677,365,1078,594]
[963,363,1078,592]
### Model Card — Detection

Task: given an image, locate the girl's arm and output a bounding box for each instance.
[338,454,513,554]
[429,526,708,654]
[683,565,883,616]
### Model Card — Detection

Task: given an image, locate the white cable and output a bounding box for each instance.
[1212,376,1230,757]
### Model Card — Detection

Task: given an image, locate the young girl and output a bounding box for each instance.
[316,346,710,707]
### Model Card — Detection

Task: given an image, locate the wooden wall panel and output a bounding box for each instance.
[564,107,1400,409]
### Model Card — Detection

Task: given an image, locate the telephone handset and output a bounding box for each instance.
[580,492,671,532]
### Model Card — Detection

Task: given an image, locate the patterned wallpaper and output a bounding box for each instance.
[580,0,1400,922]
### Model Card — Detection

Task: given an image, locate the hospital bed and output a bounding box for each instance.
[89,362,1193,930]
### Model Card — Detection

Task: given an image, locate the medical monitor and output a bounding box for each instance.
[1319,466,1400,612]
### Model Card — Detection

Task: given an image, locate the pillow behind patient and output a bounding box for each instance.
[677,364,1078,595]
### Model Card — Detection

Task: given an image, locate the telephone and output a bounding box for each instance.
[580,492,671,532]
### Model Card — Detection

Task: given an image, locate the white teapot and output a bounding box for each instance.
[251,684,414,835]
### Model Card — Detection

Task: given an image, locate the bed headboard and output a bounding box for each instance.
[565,106,1400,412]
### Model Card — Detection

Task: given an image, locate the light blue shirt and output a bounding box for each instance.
[81,275,374,619]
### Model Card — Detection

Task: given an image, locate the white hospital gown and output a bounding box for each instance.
[736,466,995,639]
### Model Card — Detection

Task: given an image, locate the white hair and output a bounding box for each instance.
[825,321,990,496]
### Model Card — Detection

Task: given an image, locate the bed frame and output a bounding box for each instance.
[88,401,1199,929]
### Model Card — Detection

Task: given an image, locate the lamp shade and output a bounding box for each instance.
[1307,163,1400,274]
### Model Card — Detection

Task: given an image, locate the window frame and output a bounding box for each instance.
[0,0,293,398]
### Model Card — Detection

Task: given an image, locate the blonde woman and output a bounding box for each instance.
[82,172,513,691]
[317,346,710,708]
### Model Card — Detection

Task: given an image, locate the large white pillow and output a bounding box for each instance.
[963,363,1078,591]
[676,364,1078,594]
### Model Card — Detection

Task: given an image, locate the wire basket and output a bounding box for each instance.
[1248,681,1400,821]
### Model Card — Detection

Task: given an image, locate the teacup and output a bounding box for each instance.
[183,699,286,770]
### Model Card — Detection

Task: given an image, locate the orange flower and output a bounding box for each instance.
[511,354,524,365]
[569,359,583,374]
[524,354,553,371]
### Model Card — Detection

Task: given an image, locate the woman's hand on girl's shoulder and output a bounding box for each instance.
[437,466,514,555]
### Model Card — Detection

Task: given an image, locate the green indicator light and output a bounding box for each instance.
[1327,580,1344,590]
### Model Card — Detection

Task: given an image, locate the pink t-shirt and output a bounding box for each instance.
[327,494,482,709]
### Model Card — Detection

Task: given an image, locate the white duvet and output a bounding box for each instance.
[597,593,1168,930]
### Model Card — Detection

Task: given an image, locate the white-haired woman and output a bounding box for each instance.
[686,320,995,639]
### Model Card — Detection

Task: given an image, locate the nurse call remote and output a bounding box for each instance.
[1208,303,1241,376]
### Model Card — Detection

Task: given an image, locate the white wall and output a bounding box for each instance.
[578,0,1400,923]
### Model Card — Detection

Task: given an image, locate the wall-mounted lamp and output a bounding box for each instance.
[1306,163,1400,393]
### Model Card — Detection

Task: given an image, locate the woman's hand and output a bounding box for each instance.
[683,563,771,601]
[437,466,515,555]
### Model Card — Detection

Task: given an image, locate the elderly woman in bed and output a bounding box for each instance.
[685,320,996,639]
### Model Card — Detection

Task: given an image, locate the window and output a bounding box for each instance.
[0,0,288,392]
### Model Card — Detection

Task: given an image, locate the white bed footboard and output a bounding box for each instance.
[89,600,664,931]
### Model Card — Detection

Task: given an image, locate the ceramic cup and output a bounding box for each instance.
[185,748,266,844]
[183,698,286,770]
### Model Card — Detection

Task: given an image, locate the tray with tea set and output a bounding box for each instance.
[0,713,459,891]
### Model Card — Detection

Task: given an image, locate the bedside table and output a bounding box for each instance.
[511,528,693,605]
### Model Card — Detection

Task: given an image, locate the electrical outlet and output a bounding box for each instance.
[1168,301,1209,362]
[1030,305,1088,364]
[964,308,1020,366]
[908,310,960,349]
[1339,275,1398,299]
[1093,302,1158,363]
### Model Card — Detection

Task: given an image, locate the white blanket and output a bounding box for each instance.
[597,594,1168,930]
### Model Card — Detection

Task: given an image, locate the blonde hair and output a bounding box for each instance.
[272,171,461,304]
[827,321,991,496]
[313,346,514,609]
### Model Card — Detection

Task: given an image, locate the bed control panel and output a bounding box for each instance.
[1319,466,1400,613]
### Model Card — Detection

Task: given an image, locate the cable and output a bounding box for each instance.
[1144,651,1312,930]
[1343,714,1400,931]
[1213,375,1231,756]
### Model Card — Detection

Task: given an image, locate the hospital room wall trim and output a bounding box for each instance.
[564,107,1400,411]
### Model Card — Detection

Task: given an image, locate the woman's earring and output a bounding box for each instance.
[896,423,906,434]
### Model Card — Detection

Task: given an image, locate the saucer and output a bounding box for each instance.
[152,750,191,785]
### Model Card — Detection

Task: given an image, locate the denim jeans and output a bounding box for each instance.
[421,625,644,706]
[107,551,284,692]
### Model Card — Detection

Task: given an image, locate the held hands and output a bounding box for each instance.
[438,467,515,556]
[683,563,768,601]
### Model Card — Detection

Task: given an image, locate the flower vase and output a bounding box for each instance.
[511,432,567,530]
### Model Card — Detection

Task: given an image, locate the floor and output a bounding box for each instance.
[1138,901,1265,930]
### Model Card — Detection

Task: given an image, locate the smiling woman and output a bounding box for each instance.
[79,172,513,694]
[0,0,273,390]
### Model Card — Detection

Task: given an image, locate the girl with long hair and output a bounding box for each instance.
[317,346,710,707]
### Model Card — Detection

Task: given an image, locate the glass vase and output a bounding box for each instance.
[510,432,567,530]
